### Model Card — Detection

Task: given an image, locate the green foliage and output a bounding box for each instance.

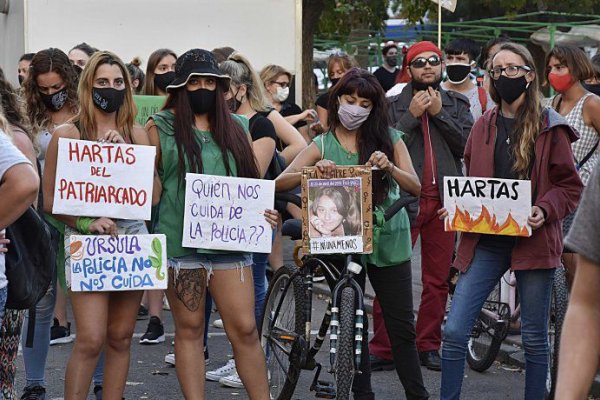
[317,0,389,40]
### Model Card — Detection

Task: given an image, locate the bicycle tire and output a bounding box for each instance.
[260,264,307,400]
[335,287,356,400]
[467,284,508,372]
[546,266,569,399]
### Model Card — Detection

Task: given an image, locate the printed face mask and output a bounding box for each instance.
[548,72,575,93]
[273,86,289,102]
[188,88,216,115]
[154,71,176,92]
[92,87,126,113]
[337,99,371,131]
[445,63,472,84]
[493,75,529,104]
[40,88,68,111]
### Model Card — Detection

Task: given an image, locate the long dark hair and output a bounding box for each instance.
[163,82,259,183]
[327,68,394,206]
[0,70,30,134]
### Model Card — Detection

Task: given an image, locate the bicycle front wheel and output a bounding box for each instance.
[335,286,356,400]
[260,264,307,400]
[467,283,509,372]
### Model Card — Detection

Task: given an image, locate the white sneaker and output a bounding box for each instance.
[165,352,175,366]
[219,371,244,388]
[213,319,224,329]
[165,348,210,366]
[206,358,236,381]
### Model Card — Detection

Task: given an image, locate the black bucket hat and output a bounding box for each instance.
[166,49,231,92]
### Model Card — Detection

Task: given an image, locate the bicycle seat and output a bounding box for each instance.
[282,218,302,241]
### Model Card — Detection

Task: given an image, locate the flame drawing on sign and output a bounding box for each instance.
[445,204,530,237]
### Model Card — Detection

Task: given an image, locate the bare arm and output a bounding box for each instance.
[555,255,600,400]
[316,105,329,131]
[275,142,322,191]
[266,110,307,165]
[42,124,81,228]
[253,137,277,178]
[141,121,163,206]
[11,130,39,209]
[0,163,39,229]
[390,139,421,196]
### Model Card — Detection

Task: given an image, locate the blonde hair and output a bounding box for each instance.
[75,51,137,141]
[220,52,270,112]
[0,103,9,133]
[488,42,542,179]
[260,64,292,87]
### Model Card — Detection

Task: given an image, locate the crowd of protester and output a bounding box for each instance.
[0,33,598,400]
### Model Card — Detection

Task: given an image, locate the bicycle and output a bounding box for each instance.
[260,193,417,400]
[462,265,568,398]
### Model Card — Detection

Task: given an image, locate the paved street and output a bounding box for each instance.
[15,239,528,399]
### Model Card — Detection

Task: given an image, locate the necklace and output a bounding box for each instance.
[336,132,356,159]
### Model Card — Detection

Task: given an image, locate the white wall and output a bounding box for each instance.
[25,0,300,73]
[0,0,25,86]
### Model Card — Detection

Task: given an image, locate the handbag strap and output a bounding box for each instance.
[577,140,600,170]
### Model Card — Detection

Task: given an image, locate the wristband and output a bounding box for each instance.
[76,217,95,234]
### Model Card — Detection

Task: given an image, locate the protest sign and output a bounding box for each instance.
[69,234,167,292]
[301,166,373,255]
[182,174,275,253]
[133,95,166,126]
[52,138,155,220]
[443,176,532,237]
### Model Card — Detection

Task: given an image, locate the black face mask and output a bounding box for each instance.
[40,88,68,111]
[330,78,340,87]
[412,76,442,92]
[18,75,24,85]
[584,83,600,97]
[92,87,126,113]
[154,71,176,92]
[72,65,84,77]
[188,88,216,115]
[446,64,472,84]
[493,75,528,104]
[385,56,398,67]
[227,88,242,113]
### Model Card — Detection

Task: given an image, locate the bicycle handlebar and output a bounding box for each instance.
[275,192,418,223]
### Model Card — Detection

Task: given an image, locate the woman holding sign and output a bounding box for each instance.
[276,68,428,399]
[439,42,584,400]
[145,48,277,399]
[42,51,161,400]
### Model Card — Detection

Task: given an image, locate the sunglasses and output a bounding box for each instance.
[410,56,442,69]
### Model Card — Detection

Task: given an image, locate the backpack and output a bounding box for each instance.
[5,162,55,346]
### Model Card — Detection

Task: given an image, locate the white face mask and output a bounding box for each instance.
[273,86,289,102]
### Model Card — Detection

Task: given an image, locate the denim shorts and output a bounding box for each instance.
[168,253,253,282]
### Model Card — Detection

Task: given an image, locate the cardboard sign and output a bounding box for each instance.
[69,234,168,292]
[443,176,532,237]
[133,95,166,127]
[301,166,373,254]
[182,174,275,253]
[52,138,155,220]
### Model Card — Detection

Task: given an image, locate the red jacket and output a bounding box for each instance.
[453,106,584,272]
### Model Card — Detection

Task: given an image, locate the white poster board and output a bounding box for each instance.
[443,177,532,237]
[69,234,168,292]
[53,138,155,220]
[182,174,275,253]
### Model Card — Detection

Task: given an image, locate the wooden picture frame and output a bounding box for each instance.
[301,165,373,255]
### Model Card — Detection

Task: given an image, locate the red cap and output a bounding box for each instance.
[405,41,442,65]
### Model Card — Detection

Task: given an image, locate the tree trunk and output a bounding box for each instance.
[302,0,325,109]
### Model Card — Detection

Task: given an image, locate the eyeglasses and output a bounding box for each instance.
[410,56,441,69]
[273,81,290,88]
[489,65,531,80]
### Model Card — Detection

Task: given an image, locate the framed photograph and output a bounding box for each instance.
[301,166,373,254]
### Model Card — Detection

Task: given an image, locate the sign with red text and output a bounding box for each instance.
[443,176,532,237]
[182,174,275,253]
[53,138,155,220]
[69,234,167,292]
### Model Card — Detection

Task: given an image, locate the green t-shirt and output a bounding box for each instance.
[152,110,250,258]
[313,129,412,266]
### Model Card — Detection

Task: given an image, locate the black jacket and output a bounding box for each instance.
[388,82,473,221]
